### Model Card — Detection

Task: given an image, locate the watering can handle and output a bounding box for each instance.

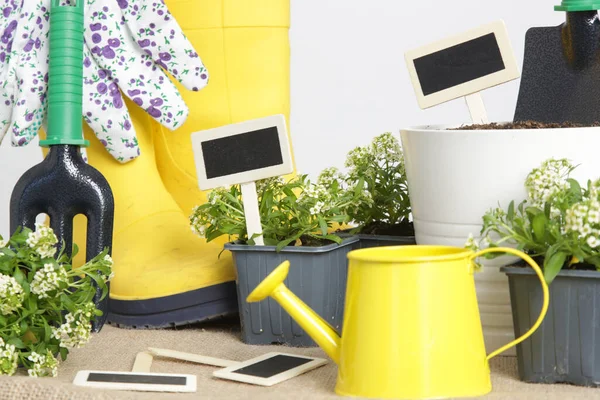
[470,247,549,361]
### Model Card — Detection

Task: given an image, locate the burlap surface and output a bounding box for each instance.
[1,318,599,400]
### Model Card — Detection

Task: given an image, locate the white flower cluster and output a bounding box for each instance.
[52,303,95,349]
[344,145,372,170]
[0,274,24,316]
[190,213,206,238]
[103,254,115,282]
[0,337,18,376]
[371,132,404,164]
[26,224,58,259]
[30,263,68,299]
[256,177,284,194]
[317,167,344,187]
[0,238,6,248]
[298,182,334,216]
[566,199,600,248]
[525,158,572,208]
[27,350,58,378]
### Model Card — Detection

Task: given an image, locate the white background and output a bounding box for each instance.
[0,0,564,237]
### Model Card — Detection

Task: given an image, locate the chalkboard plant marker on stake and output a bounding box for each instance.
[9,0,114,332]
[404,20,520,124]
[400,17,600,358]
[191,116,359,347]
[191,115,294,246]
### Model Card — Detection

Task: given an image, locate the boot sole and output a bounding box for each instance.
[107,282,239,329]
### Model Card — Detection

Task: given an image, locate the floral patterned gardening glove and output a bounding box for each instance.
[2,0,209,163]
[0,0,28,144]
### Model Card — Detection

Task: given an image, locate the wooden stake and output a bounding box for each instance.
[240,182,264,246]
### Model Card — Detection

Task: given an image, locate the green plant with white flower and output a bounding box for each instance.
[190,174,359,251]
[341,132,412,235]
[479,158,600,284]
[0,224,113,377]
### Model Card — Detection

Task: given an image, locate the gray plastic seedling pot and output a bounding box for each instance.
[224,236,360,347]
[502,266,600,387]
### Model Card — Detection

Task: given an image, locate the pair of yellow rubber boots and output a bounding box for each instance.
[72,0,292,327]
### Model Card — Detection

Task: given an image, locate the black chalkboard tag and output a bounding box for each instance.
[147,348,327,387]
[405,20,520,124]
[212,352,328,386]
[72,370,196,392]
[191,115,294,245]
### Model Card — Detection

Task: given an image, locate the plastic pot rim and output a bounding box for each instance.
[501,265,600,279]
[224,236,359,254]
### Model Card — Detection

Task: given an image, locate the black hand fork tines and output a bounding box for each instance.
[10,145,115,332]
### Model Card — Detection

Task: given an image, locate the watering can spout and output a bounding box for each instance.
[246,261,341,364]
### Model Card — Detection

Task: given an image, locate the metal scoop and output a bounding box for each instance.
[514,2,600,123]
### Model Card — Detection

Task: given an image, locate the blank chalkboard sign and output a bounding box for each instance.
[405,20,519,111]
[191,115,294,246]
[202,127,283,179]
[73,370,196,392]
[192,114,293,190]
[213,352,328,386]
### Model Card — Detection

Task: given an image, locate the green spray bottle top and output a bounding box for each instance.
[39,0,89,147]
[555,0,600,11]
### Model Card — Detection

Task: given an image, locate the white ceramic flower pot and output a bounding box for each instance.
[400,123,600,356]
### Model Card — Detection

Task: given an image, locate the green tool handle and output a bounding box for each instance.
[40,0,89,147]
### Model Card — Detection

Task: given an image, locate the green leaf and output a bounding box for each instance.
[27,296,37,312]
[8,338,25,349]
[60,347,69,361]
[0,247,15,257]
[353,177,365,196]
[532,213,547,242]
[330,215,350,223]
[544,202,552,218]
[517,200,525,215]
[13,267,26,285]
[544,252,567,284]
[60,293,76,309]
[43,319,51,342]
[0,315,6,326]
[507,201,515,222]
[323,234,343,244]
[568,178,583,200]
[318,217,328,236]
[276,237,299,252]
[72,243,79,259]
[206,229,224,242]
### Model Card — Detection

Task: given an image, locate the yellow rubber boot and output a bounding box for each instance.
[71,97,237,328]
[155,0,294,215]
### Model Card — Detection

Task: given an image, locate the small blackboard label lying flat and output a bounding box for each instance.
[192,115,293,190]
[213,352,327,386]
[73,370,197,392]
[88,372,187,385]
[230,354,312,378]
[405,20,519,109]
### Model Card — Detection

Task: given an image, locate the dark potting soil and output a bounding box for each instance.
[359,220,415,236]
[449,120,600,130]
[298,235,337,247]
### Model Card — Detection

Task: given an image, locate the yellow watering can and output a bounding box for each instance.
[247,245,549,399]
